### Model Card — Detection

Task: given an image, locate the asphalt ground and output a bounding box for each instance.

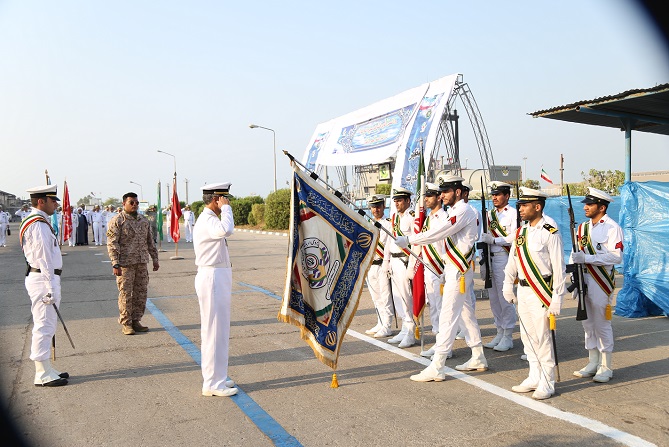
[0,224,667,447]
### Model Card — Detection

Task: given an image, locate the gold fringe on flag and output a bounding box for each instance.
[330,373,339,388]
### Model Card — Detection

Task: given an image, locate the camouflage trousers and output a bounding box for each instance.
[116,263,149,326]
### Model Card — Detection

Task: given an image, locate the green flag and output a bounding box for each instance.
[157,180,163,241]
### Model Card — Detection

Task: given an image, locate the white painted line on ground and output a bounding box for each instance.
[348,330,656,447]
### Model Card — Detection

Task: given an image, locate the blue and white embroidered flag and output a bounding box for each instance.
[279,162,378,369]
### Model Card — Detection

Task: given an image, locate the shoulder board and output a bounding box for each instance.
[385,217,390,221]
[409,210,415,216]
[543,223,558,234]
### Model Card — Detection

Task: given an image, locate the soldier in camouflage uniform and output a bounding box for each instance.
[107,192,160,335]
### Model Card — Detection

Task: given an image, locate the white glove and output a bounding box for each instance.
[503,286,517,304]
[548,297,562,316]
[42,290,58,305]
[571,251,586,264]
[480,233,495,245]
[479,263,488,281]
[382,261,392,278]
[394,236,409,249]
[438,273,445,284]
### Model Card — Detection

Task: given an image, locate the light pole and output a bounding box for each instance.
[249,124,277,193]
[184,178,189,205]
[522,156,527,183]
[129,181,144,201]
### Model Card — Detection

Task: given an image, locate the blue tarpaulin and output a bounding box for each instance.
[616,182,669,318]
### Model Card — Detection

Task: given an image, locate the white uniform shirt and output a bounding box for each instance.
[421,207,448,259]
[578,214,623,267]
[21,209,63,292]
[193,207,234,267]
[0,211,9,225]
[387,209,414,255]
[504,216,566,300]
[183,210,195,225]
[374,218,392,262]
[488,205,517,253]
[91,211,103,223]
[408,200,478,272]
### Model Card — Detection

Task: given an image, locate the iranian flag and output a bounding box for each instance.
[541,167,554,184]
[411,148,426,325]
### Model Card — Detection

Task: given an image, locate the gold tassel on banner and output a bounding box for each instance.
[331,373,339,388]
[459,275,465,294]
[415,326,420,339]
[605,303,612,320]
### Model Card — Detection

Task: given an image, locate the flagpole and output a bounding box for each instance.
[283,151,440,278]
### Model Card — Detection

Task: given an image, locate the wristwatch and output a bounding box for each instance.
[113,264,120,269]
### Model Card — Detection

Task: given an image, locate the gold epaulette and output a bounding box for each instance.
[543,223,558,234]
[409,210,415,216]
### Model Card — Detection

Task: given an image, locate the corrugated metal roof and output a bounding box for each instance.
[528,83,669,135]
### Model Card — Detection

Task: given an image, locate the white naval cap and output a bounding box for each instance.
[367,194,386,206]
[462,182,474,192]
[582,187,614,205]
[425,182,440,195]
[201,182,232,195]
[517,187,548,204]
[27,184,60,201]
[489,181,512,194]
[391,186,412,199]
[436,174,465,191]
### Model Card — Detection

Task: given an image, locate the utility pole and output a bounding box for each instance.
[560,153,565,195]
[184,178,189,205]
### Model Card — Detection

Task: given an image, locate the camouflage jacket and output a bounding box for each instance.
[107,211,158,266]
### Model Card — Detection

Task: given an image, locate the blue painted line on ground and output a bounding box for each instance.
[238,282,282,300]
[145,299,302,447]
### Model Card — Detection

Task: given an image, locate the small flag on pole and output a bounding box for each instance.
[157,181,163,241]
[62,181,72,243]
[170,176,182,243]
[411,148,426,329]
[541,167,554,184]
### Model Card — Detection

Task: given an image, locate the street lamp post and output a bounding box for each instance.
[522,156,527,183]
[129,181,144,201]
[249,124,277,193]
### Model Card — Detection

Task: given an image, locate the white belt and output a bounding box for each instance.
[198,263,231,269]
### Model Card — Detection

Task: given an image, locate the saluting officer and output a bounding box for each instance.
[193,183,238,397]
[570,187,623,383]
[364,195,394,338]
[479,181,518,352]
[386,187,417,348]
[503,187,566,400]
[20,185,69,387]
[396,175,488,382]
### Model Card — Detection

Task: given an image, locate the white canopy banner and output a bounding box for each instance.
[301,74,458,186]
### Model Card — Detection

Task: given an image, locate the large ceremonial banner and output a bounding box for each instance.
[279,163,378,369]
[393,74,458,195]
[302,83,429,169]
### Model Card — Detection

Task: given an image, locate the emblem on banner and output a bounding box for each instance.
[300,238,331,289]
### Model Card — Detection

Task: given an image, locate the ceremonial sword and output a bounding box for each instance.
[53,303,76,349]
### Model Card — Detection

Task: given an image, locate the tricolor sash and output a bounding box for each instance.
[489,209,510,253]
[391,212,411,256]
[19,214,55,247]
[514,227,552,308]
[578,222,615,296]
[444,236,473,274]
[374,239,385,260]
[419,215,445,275]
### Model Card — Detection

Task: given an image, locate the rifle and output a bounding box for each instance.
[515,183,522,228]
[479,178,493,289]
[566,185,588,321]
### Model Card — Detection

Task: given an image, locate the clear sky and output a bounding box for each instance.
[1,0,667,204]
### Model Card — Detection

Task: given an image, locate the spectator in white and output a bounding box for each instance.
[182,205,195,243]
[91,205,103,245]
[0,205,9,247]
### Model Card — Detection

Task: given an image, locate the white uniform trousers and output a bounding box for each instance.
[101,224,107,244]
[195,267,232,391]
[489,253,517,330]
[390,257,412,325]
[424,269,442,333]
[0,223,7,246]
[517,284,555,395]
[25,273,61,362]
[433,268,482,355]
[366,264,394,327]
[185,223,194,243]
[582,274,614,352]
[93,221,102,245]
[69,223,78,246]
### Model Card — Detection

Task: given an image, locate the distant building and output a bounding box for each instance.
[631,171,669,182]
[0,189,27,217]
